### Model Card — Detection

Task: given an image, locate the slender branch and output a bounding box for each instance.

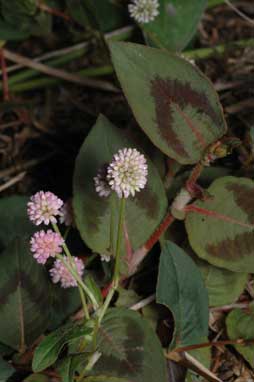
[130,294,155,311]
[3,49,118,92]
[184,38,254,60]
[167,351,222,382]
[210,302,250,312]
[172,337,254,353]
[224,0,254,26]
[0,171,26,193]
[37,1,71,21]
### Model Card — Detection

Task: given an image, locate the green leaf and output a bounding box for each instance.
[0,196,34,250]
[142,0,207,52]
[0,356,14,381]
[0,238,51,351]
[57,357,74,382]
[66,0,91,27]
[89,308,167,382]
[226,303,254,366]
[196,257,248,306]
[0,19,30,40]
[85,0,126,33]
[185,176,254,273]
[73,115,167,271]
[32,322,93,372]
[156,241,209,347]
[85,274,103,306]
[0,196,50,350]
[48,285,81,331]
[109,42,227,164]
[66,0,125,32]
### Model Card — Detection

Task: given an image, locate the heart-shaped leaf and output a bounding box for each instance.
[156,241,209,347]
[109,42,227,164]
[142,0,207,52]
[0,196,51,350]
[89,308,167,382]
[226,303,254,366]
[186,176,254,273]
[73,115,167,270]
[0,238,51,351]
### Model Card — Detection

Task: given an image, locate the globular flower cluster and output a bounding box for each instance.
[27,191,83,288]
[30,230,64,264]
[50,256,84,288]
[128,0,159,24]
[107,148,148,198]
[94,148,148,199]
[27,191,63,225]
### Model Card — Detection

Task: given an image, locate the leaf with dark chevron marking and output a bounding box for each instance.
[185,176,254,273]
[73,115,167,273]
[87,308,167,382]
[0,196,51,350]
[109,42,227,164]
[0,238,51,350]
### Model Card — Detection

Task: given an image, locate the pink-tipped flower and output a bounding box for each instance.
[107,148,148,198]
[50,256,84,288]
[60,200,74,226]
[94,165,111,198]
[27,191,63,225]
[30,230,64,264]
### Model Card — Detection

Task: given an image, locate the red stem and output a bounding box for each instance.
[174,337,254,353]
[145,212,175,251]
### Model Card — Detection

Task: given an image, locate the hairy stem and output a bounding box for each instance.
[98,198,125,324]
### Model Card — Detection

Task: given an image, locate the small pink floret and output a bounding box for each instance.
[27,191,63,225]
[50,256,84,288]
[30,230,64,264]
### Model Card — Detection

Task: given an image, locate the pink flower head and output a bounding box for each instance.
[30,230,64,264]
[50,256,84,288]
[59,200,74,226]
[27,191,63,225]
